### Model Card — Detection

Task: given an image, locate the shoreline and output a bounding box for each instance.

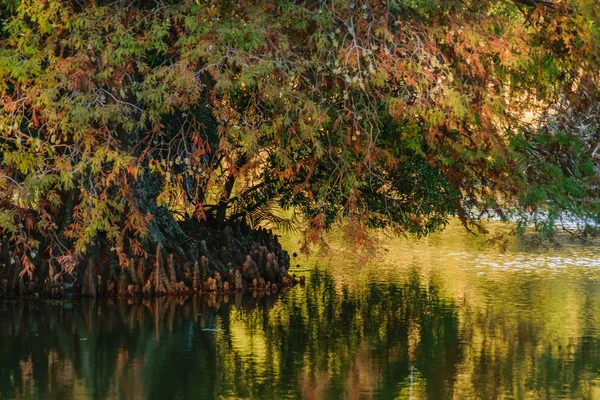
[1,222,304,300]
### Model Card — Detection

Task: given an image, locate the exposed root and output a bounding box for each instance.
[0,223,304,299]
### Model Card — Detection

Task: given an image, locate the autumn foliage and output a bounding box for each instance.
[0,0,599,277]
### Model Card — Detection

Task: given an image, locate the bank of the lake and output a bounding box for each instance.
[0,222,295,300]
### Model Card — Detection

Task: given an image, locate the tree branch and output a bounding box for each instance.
[511,0,555,9]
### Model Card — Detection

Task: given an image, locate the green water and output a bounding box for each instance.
[3,222,600,399]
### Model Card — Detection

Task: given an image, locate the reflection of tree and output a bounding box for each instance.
[0,271,461,399]
[455,275,600,399]
[236,268,462,399]
[3,269,600,399]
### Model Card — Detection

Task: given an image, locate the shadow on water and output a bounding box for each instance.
[3,264,600,399]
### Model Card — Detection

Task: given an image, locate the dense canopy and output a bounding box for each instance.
[0,0,599,276]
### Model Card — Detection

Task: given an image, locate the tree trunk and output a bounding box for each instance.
[215,154,247,227]
[133,171,193,256]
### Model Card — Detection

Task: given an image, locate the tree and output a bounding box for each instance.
[0,0,599,279]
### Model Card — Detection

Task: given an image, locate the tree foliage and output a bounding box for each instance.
[0,0,599,274]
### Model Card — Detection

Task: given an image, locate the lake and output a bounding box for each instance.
[3,221,600,399]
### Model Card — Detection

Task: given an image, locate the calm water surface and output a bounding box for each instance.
[3,222,600,399]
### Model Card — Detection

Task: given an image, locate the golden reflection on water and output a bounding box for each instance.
[4,220,600,399]
[283,220,600,399]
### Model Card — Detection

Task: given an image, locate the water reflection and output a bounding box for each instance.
[3,222,600,399]
[1,270,460,400]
